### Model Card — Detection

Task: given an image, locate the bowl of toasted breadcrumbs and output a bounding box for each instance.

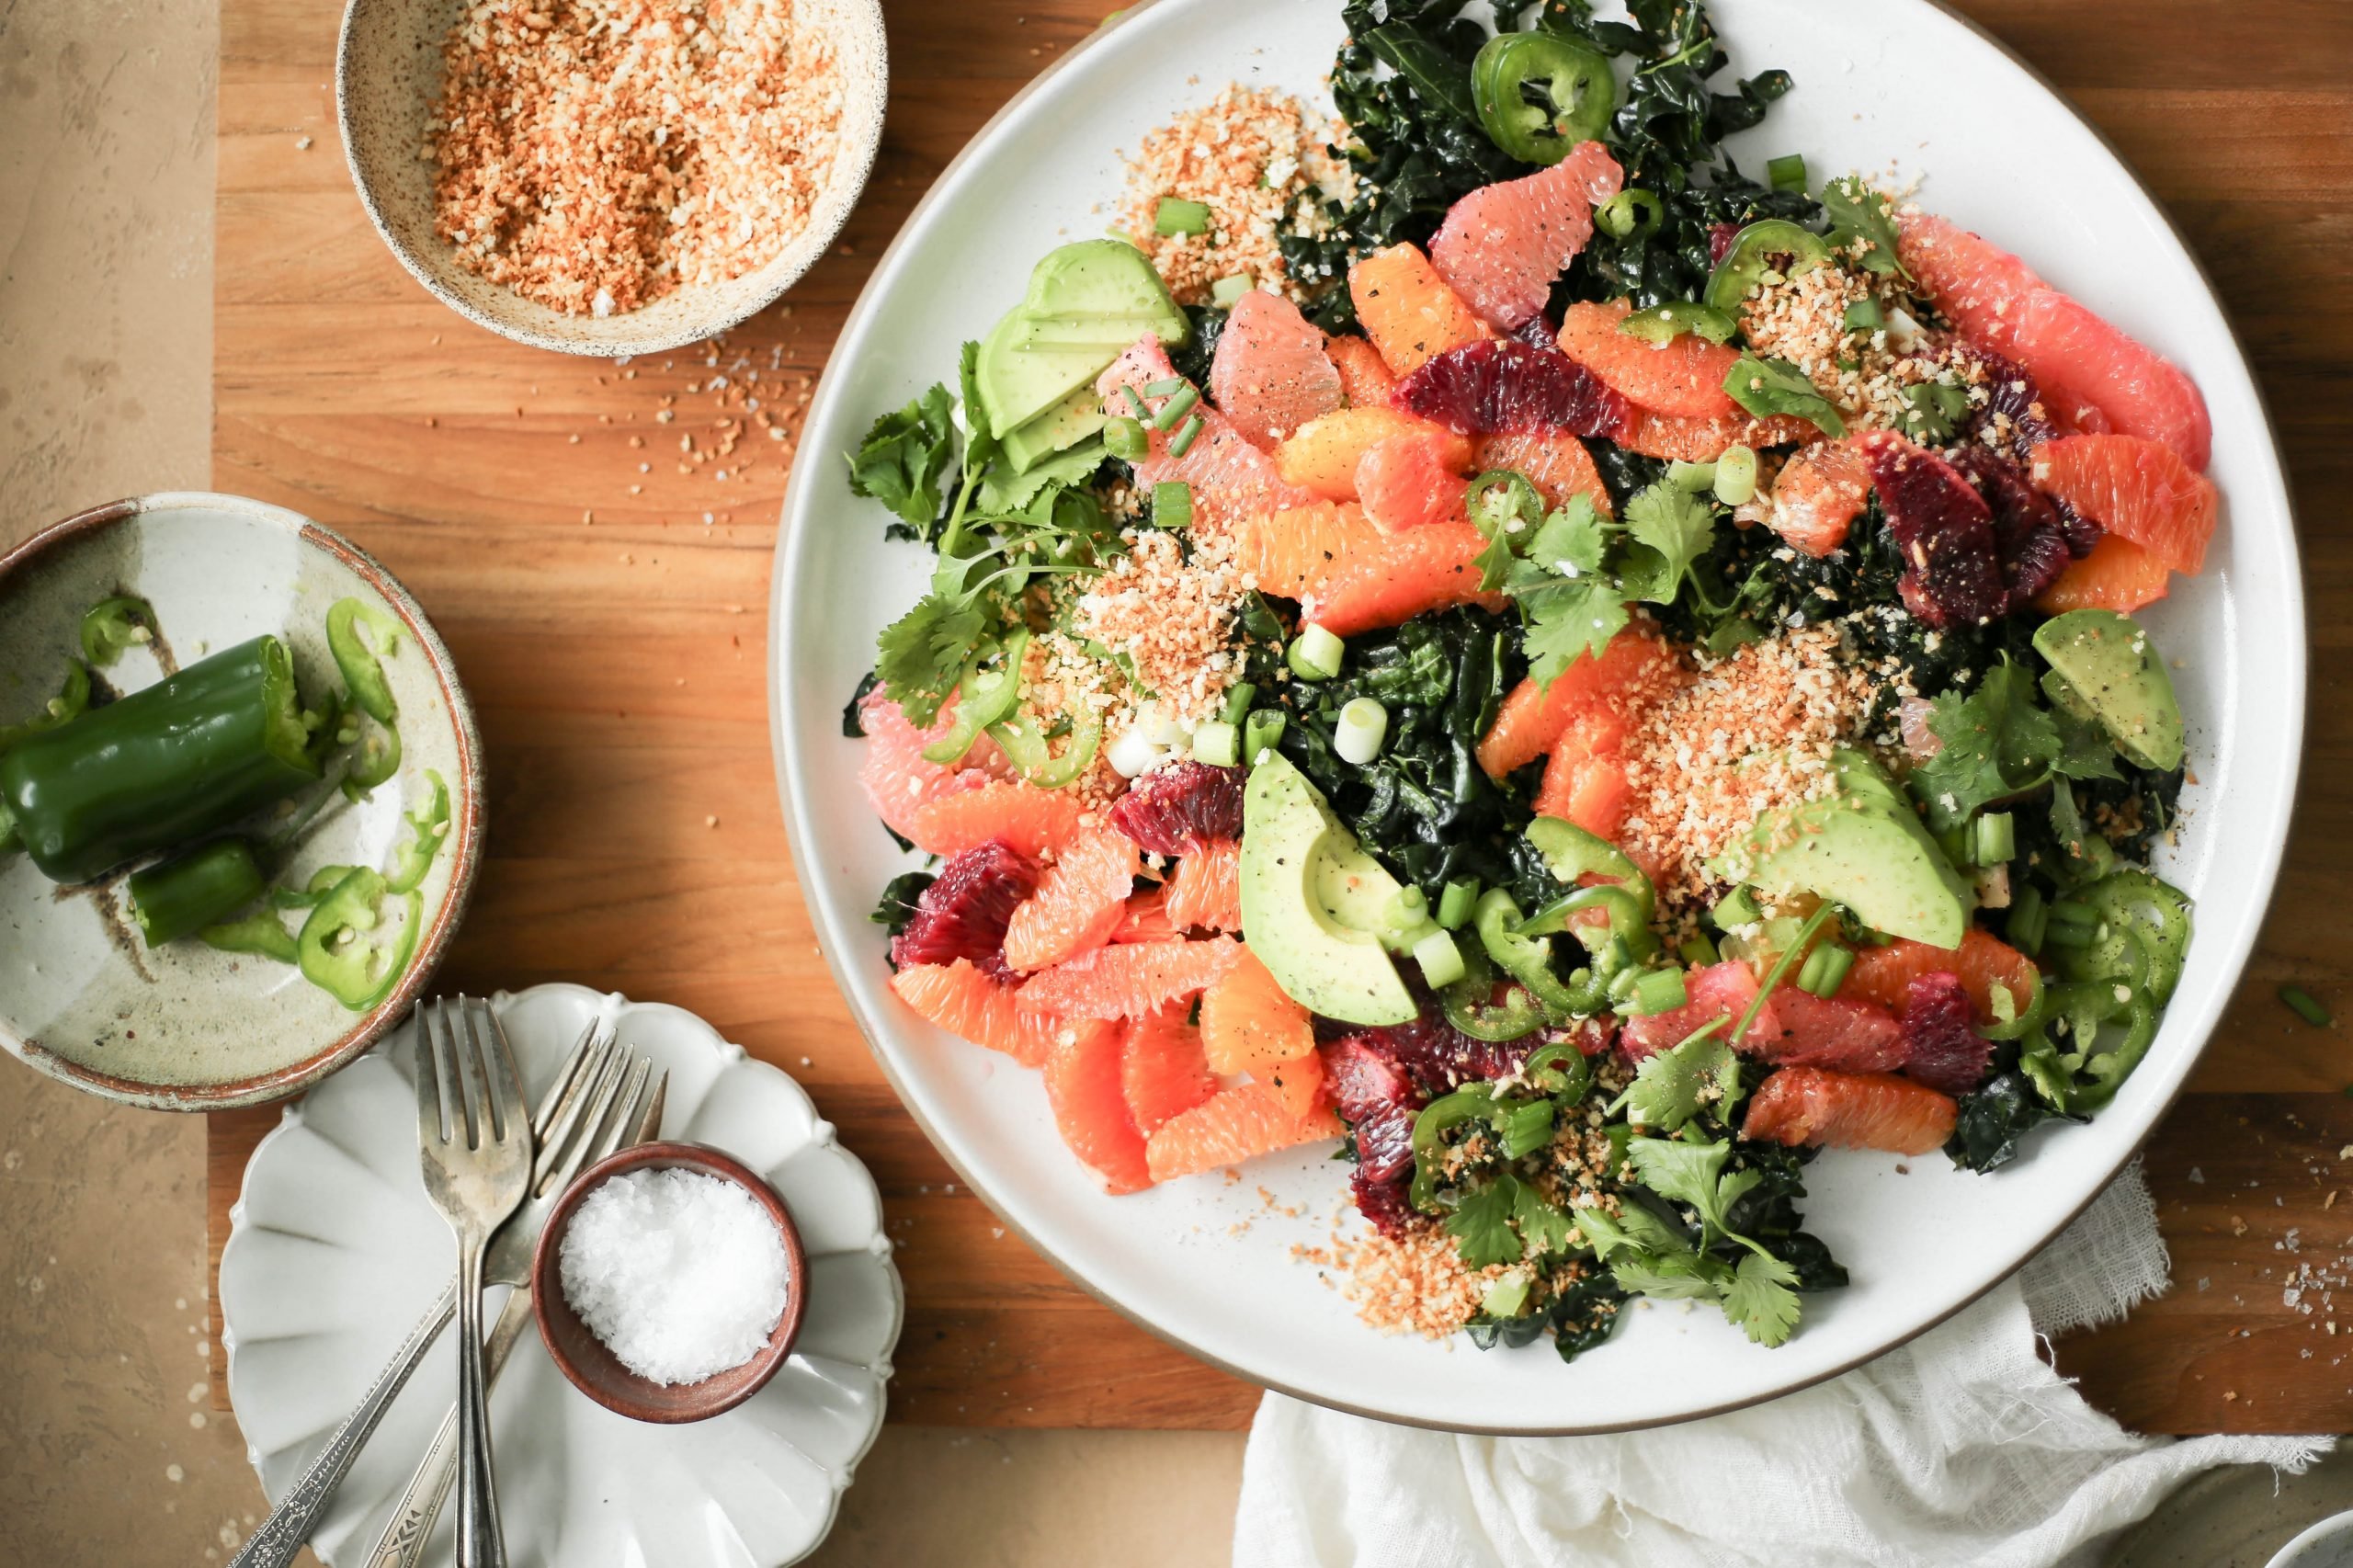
[337,0,883,355]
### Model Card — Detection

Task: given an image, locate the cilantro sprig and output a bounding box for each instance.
[1819,175,1908,279]
[1907,658,2119,835]
[1577,1134,1804,1346]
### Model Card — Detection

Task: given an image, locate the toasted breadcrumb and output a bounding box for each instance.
[1117,85,1350,305]
[429,0,842,316]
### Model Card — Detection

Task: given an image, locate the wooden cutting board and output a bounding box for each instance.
[207,0,2353,1432]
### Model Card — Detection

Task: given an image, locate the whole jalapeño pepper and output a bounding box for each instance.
[0,636,320,884]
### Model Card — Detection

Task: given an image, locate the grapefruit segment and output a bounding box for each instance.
[1751,989,1906,1074]
[1144,1083,1344,1183]
[1846,930,2042,1025]
[890,959,1106,1069]
[2033,532,2171,614]
[1209,290,1345,449]
[1555,298,1742,419]
[1164,837,1244,932]
[1299,521,1508,634]
[1120,1006,1218,1134]
[1015,936,1245,1019]
[904,780,1086,859]
[1614,406,1823,463]
[2013,290,2211,472]
[2029,434,2217,574]
[1002,826,1142,972]
[1742,1066,1957,1156]
[1893,211,2041,357]
[1348,244,1495,377]
[1472,430,1613,517]
[1356,434,1471,530]
[1620,961,1783,1061]
[856,691,997,846]
[1274,407,1472,503]
[1428,142,1624,332]
[1044,1022,1153,1193]
[1095,335,1319,532]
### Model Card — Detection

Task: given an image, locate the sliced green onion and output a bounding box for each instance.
[2007,882,2048,956]
[1190,720,1237,767]
[1211,273,1256,308]
[1153,383,1200,431]
[1629,967,1688,1016]
[1153,480,1194,529]
[1712,886,1762,931]
[1334,697,1389,765]
[1120,385,1149,421]
[1678,933,1721,968]
[1712,444,1758,506]
[1104,415,1149,461]
[1438,877,1482,932]
[1797,942,1853,998]
[1595,188,1663,240]
[1766,153,1808,193]
[2281,984,2334,1028]
[1142,377,1187,397]
[1288,623,1344,681]
[1842,297,1885,334]
[1605,964,1643,1006]
[1154,198,1211,236]
[1243,710,1287,763]
[1667,458,1717,493]
[1480,1268,1532,1320]
[1973,811,2017,867]
[1167,415,1205,457]
[1414,928,1467,991]
[1218,682,1257,726]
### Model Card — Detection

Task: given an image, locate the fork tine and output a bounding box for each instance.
[530,1036,614,1187]
[414,999,446,1144]
[539,1051,642,1199]
[472,999,527,1145]
[631,1072,668,1145]
[446,998,486,1150]
[537,1045,625,1192]
[527,1017,607,1141]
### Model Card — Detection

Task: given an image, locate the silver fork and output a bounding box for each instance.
[229,1015,615,1568]
[361,1062,668,1568]
[415,996,533,1568]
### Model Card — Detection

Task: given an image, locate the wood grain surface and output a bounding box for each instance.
[201,0,2353,1432]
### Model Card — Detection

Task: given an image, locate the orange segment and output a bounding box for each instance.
[1356,434,1471,530]
[904,780,1085,858]
[1002,826,1142,973]
[1044,1021,1152,1193]
[1742,1066,1957,1156]
[1144,1083,1344,1184]
[1259,1046,1325,1119]
[1327,334,1400,407]
[1348,244,1495,378]
[1274,407,1472,502]
[1554,298,1741,419]
[1299,521,1508,635]
[1537,750,1633,843]
[1112,887,1188,944]
[1120,1006,1218,1134]
[1164,838,1243,932]
[1614,406,1822,463]
[1229,501,1388,599]
[890,960,1106,1069]
[1476,625,1676,778]
[1015,936,1245,1020]
[1845,930,2043,1025]
[1199,947,1315,1075]
[2033,533,2171,613]
[2029,434,2218,574]
[1762,437,1871,558]
[1472,430,1614,518]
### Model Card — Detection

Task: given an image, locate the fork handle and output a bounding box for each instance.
[228,1283,457,1568]
[453,1238,506,1568]
[363,1283,538,1568]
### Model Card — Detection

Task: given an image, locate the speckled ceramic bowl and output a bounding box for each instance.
[335,0,886,357]
[0,493,484,1109]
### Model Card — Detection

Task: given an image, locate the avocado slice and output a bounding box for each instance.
[1239,755,1418,1027]
[2032,608,2184,772]
[972,241,1188,438]
[999,389,1108,474]
[1707,747,1972,948]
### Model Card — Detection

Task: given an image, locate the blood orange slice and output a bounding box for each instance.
[1209,290,1345,449]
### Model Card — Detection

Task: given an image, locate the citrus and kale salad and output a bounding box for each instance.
[842,0,2215,1356]
[2,593,452,1012]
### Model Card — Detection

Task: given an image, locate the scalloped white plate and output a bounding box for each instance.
[769,0,2304,1431]
[219,984,902,1567]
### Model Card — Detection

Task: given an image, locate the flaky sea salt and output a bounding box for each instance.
[558,1167,788,1384]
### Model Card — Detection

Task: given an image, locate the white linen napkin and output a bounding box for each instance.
[1234,1163,2328,1568]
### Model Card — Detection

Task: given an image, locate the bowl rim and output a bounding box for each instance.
[0,490,488,1112]
[763,0,2308,1432]
[529,1139,812,1424]
[332,0,889,358]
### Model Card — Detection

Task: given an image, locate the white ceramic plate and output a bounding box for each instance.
[0,492,483,1109]
[768,0,2304,1431]
[220,984,902,1566]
